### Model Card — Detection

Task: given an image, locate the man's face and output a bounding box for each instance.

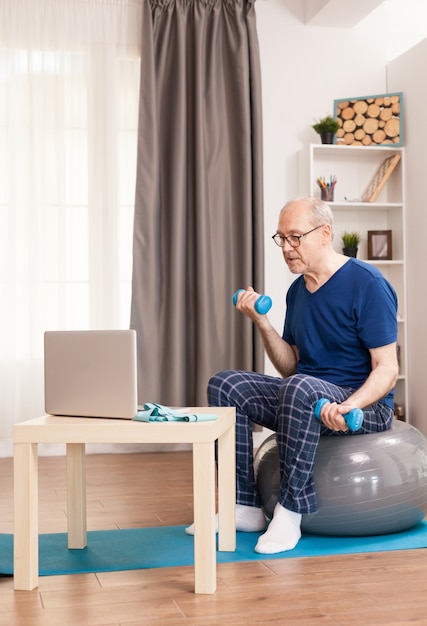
[276,202,325,275]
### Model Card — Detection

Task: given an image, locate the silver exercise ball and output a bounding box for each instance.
[254,420,427,536]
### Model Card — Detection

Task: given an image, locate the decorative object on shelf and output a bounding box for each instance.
[367,230,392,260]
[341,231,360,258]
[334,92,403,146]
[395,404,405,421]
[311,115,340,144]
[361,153,401,202]
[316,175,336,202]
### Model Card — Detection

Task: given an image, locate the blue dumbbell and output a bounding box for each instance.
[232,289,272,315]
[314,398,364,431]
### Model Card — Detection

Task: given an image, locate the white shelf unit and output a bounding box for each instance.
[298,143,408,420]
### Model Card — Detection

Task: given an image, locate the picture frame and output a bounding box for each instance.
[333,92,403,147]
[367,230,392,260]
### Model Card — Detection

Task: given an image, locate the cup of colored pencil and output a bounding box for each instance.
[317,176,336,202]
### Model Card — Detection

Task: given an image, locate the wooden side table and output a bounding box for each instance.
[13,407,236,594]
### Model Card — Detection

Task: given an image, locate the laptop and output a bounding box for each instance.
[44,329,138,419]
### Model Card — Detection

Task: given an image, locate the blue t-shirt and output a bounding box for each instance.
[282,258,398,407]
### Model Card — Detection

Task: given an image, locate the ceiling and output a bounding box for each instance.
[303,0,385,28]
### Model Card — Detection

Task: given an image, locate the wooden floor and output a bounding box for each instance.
[1,451,427,626]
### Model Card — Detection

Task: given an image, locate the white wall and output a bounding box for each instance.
[387,39,427,435]
[255,0,388,375]
[385,0,427,61]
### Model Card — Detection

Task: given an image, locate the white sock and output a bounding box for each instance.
[236,504,266,532]
[185,504,266,535]
[254,502,302,554]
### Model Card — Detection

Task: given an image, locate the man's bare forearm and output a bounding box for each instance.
[256,318,297,378]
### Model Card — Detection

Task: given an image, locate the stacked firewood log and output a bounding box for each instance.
[336,95,401,146]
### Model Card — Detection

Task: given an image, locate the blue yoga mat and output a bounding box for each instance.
[2,522,427,577]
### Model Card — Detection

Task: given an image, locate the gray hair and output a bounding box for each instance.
[280,196,334,229]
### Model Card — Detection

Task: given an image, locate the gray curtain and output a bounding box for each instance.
[131,0,264,406]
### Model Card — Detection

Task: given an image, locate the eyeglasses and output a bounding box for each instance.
[272,224,325,248]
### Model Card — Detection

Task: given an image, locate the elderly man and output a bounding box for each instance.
[188,196,398,554]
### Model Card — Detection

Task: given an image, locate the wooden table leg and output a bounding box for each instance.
[13,443,39,590]
[192,441,216,594]
[66,443,87,549]
[217,422,236,552]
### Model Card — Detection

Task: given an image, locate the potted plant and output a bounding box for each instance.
[312,115,341,144]
[341,231,361,258]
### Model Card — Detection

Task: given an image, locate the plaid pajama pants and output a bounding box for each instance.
[207,370,394,515]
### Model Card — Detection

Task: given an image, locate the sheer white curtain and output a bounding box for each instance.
[0,0,142,456]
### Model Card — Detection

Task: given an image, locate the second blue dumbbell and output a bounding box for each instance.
[232,289,272,315]
[314,398,364,431]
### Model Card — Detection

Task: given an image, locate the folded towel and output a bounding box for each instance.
[133,402,217,423]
